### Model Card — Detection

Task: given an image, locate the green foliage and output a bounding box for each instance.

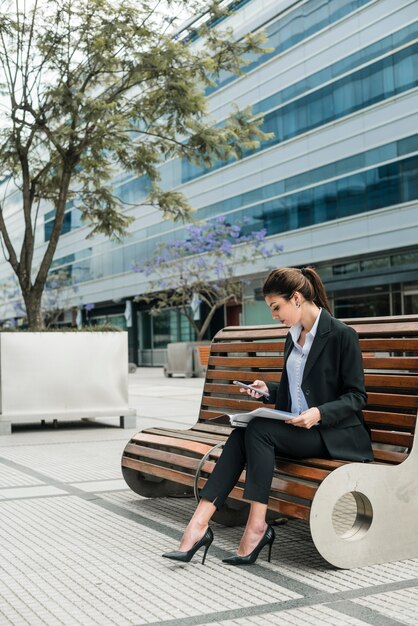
[0,0,271,328]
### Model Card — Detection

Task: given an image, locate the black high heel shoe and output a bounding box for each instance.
[222,525,275,566]
[162,527,213,565]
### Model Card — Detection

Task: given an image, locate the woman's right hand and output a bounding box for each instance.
[240,380,269,399]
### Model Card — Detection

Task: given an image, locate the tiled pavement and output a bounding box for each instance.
[0,369,417,626]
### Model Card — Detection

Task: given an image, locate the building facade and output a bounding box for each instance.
[1,0,418,365]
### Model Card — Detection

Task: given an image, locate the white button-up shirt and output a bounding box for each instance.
[286,309,322,415]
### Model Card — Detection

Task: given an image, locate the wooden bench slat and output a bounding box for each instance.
[210,341,285,353]
[125,444,210,470]
[203,382,276,396]
[364,374,417,389]
[362,357,418,370]
[123,456,201,487]
[201,390,418,409]
[214,320,418,337]
[349,321,418,335]
[132,433,214,455]
[224,484,311,521]
[371,429,413,447]
[204,465,319,500]
[363,410,416,429]
[199,409,230,420]
[208,355,418,370]
[274,460,330,481]
[206,369,283,382]
[208,356,284,367]
[367,392,418,409]
[343,314,418,324]
[359,338,418,351]
[201,395,264,411]
[144,428,226,445]
[214,328,289,340]
[191,422,232,435]
[372,448,408,463]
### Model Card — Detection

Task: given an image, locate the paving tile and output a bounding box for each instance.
[0,495,300,626]
[353,586,418,625]
[70,479,127,492]
[202,604,371,625]
[101,491,418,594]
[0,463,44,488]
[0,485,67,499]
[1,369,418,626]
[0,440,124,483]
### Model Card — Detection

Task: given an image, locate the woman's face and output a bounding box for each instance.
[265,293,300,327]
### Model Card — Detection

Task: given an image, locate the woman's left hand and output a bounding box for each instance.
[286,407,321,429]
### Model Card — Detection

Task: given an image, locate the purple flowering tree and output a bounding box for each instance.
[133,217,282,340]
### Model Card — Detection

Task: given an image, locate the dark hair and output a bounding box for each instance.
[262,266,331,313]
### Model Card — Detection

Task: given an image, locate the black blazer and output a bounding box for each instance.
[266,309,374,462]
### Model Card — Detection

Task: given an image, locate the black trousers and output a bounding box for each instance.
[200,417,330,509]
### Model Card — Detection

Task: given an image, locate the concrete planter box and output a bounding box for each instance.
[163,341,211,378]
[0,332,136,435]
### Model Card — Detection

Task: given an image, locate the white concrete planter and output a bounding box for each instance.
[0,332,136,435]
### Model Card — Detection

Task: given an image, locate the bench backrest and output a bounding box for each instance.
[199,316,418,465]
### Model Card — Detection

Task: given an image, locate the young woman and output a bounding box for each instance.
[162,266,373,565]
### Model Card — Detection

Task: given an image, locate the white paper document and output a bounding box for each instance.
[228,407,298,428]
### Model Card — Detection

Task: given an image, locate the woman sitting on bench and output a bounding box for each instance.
[162,266,373,565]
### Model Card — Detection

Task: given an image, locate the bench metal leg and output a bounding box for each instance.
[119,415,137,429]
[0,421,12,435]
[310,432,418,568]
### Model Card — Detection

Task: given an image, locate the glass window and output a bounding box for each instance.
[392,290,402,315]
[393,46,418,93]
[139,307,196,349]
[152,310,174,349]
[399,157,418,203]
[404,293,418,315]
[139,311,152,349]
[206,0,372,94]
[44,210,72,242]
[337,172,366,218]
[296,188,313,228]
[179,310,196,341]
[91,314,126,330]
[334,287,391,318]
[185,42,418,184]
[333,262,360,276]
[360,257,390,271]
[398,133,418,156]
[391,251,418,267]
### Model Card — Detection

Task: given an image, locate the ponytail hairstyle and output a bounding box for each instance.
[262,266,332,313]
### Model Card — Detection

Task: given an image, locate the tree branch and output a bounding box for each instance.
[0,203,19,273]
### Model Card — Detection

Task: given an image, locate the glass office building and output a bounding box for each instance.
[1,0,417,364]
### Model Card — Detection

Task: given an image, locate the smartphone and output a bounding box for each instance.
[233,380,270,398]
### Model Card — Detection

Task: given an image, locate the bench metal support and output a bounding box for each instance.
[310,411,418,568]
[0,421,12,436]
[194,442,225,502]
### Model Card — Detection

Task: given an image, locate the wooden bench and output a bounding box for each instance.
[122,315,418,568]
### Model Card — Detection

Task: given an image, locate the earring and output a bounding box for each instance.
[296,301,300,308]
